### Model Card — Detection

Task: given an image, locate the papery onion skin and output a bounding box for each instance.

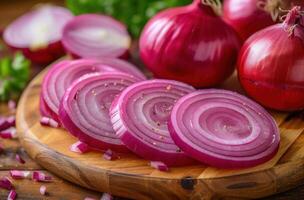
[168,89,280,168]
[139,0,240,87]
[62,14,131,59]
[59,72,142,152]
[110,79,197,166]
[3,5,73,64]
[223,0,304,42]
[238,6,304,111]
[40,58,145,122]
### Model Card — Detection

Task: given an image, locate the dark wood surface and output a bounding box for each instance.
[1,0,304,199]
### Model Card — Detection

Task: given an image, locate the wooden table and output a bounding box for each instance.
[0,0,303,199]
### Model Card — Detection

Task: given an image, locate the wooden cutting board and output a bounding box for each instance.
[16,66,304,200]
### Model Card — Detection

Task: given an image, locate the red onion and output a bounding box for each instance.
[84,198,96,200]
[41,59,145,122]
[103,149,119,161]
[59,72,142,152]
[238,6,304,111]
[223,0,304,41]
[10,170,31,180]
[62,14,131,59]
[8,100,16,112]
[139,0,240,87]
[168,89,280,168]
[69,141,90,154]
[3,5,73,64]
[150,161,169,172]
[100,193,113,200]
[40,117,59,128]
[15,154,25,164]
[110,80,196,166]
[0,127,17,139]
[39,185,47,196]
[7,190,17,200]
[0,116,15,131]
[32,171,52,182]
[0,177,13,190]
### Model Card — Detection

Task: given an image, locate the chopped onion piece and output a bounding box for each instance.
[40,117,59,128]
[84,198,96,200]
[110,80,196,166]
[69,141,90,154]
[32,171,52,182]
[0,116,15,131]
[169,89,280,168]
[62,14,131,59]
[15,154,25,164]
[103,149,119,161]
[59,72,142,152]
[7,190,17,200]
[150,161,169,172]
[100,193,113,200]
[39,185,47,195]
[10,170,31,179]
[0,177,13,190]
[8,100,16,112]
[41,59,145,121]
[0,127,17,139]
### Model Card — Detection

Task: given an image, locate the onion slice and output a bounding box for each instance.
[41,59,145,122]
[110,80,196,166]
[62,14,131,59]
[59,72,142,152]
[168,89,280,168]
[3,5,73,64]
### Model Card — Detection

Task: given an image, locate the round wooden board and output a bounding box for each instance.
[16,67,304,200]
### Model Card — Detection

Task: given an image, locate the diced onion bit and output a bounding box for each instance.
[0,177,13,190]
[0,127,17,139]
[103,149,119,161]
[40,185,47,195]
[62,14,131,59]
[41,59,145,121]
[84,197,96,200]
[110,80,196,166]
[168,89,280,168]
[40,117,59,128]
[150,161,169,172]
[7,190,17,200]
[8,100,16,112]
[15,154,26,164]
[59,72,142,152]
[0,116,15,132]
[69,141,90,154]
[32,171,52,182]
[100,193,113,200]
[10,170,31,179]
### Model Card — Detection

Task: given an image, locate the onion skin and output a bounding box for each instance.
[139,0,240,87]
[3,6,73,64]
[238,6,304,111]
[223,0,304,42]
[59,72,142,152]
[168,89,280,168]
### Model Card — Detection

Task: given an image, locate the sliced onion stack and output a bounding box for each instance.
[59,72,142,152]
[62,14,131,59]
[40,58,145,122]
[3,5,73,64]
[168,89,280,168]
[110,80,196,166]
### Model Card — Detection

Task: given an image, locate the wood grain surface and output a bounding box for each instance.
[15,64,304,200]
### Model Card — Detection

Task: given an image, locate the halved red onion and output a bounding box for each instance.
[62,14,131,59]
[59,72,142,152]
[168,89,280,168]
[3,5,73,64]
[110,80,196,166]
[41,59,145,122]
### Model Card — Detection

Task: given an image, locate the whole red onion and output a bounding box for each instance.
[223,0,304,41]
[139,0,240,88]
[238,6,304,111]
